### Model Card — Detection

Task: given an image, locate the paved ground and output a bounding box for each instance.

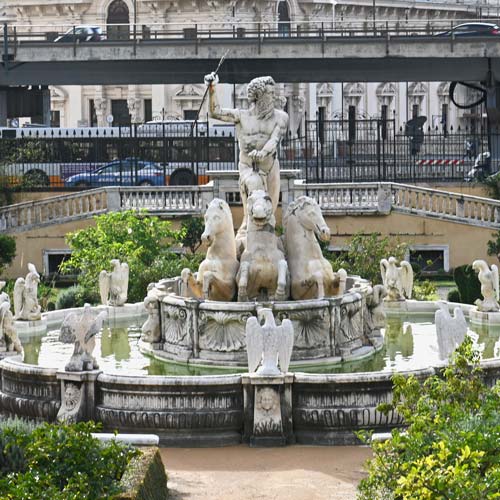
[160,445,372,500]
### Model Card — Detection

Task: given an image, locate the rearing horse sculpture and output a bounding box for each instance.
[283,196,346,300]
[237,190,289,302]
[181,198,239,301]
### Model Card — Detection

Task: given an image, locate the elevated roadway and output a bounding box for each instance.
[3,35,500,85]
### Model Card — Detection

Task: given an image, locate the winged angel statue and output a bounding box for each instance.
[60,304,108,371]
[246,309,294,376]
[472,260,500,312]
[380,257,413,301]
[99,259,129,306]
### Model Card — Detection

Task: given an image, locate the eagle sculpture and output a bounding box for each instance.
[246,309,294,376]
[435,301,468,360]
[99,259,129,306]
[380,257,413,301]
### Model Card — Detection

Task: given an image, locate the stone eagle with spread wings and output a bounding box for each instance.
[246,309,294,376]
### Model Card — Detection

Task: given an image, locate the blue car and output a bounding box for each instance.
[64,159,165,188]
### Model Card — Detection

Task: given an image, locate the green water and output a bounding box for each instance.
[18,312,500,376]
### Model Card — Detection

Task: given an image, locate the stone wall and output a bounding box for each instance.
[3,355,500,445]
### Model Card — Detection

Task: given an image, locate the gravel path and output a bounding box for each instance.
[160,445,371,500]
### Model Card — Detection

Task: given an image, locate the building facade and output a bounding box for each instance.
[2,0,497,131]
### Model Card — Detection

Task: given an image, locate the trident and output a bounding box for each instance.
[190,50,230,133]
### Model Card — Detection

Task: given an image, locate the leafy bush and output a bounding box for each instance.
[176,217,204,253]
[0,421,138,500]
[358,338,500,500]
[447,288,461,303]
[453,264,482,304]
[55,285,100,309]
[487,230,500,260]
[325,232,408,285]
[0,418,36,475]
[412,280,439,301]
[60,210,192,303]
[0,234,16,276]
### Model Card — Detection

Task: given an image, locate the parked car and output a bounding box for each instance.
[64,159,164,188]
[54,26,102,43]
[436,22,500,37]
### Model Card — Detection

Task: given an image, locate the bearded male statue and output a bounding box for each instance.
[204,73,289,251]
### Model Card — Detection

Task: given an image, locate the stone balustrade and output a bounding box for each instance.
[3,180,500,232]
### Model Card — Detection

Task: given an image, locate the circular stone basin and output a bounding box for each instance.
[149,276,385,367]
[16,308,500,376]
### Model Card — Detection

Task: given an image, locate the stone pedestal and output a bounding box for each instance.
[242,373,294,447]
[14,318,47,335]
[470,308,500,326]
[56,370,101,423]
[383,300,408,312]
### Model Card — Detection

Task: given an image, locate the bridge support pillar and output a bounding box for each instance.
[0,90,7,126]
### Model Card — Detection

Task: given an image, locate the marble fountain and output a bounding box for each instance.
[3,75,500,446]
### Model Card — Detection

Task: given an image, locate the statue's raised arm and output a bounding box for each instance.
[205,72,240,123]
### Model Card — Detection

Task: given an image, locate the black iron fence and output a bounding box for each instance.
[0,118,493,190]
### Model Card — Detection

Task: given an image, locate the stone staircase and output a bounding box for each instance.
[2,181,500,233]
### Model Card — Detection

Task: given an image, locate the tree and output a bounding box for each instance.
[61,210,201,303]
[0,235,16,275]
[325,232,407,285]
[176,217,204,253]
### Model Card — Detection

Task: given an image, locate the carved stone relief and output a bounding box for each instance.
[198,311,249,351]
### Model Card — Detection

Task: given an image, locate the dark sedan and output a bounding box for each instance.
[64,159,165,188]
[436,22,500,37]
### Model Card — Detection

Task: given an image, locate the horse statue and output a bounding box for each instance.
[472,260,500,312]
[283,196,346,300]
[237,190,289,302]
[380,257,413,301]
[181,198,239,301]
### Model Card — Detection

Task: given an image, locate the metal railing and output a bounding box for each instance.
[0,117,494,190]
[3,17,500,52]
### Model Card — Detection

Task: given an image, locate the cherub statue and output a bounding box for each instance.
[13,263,42,321]
[0,283,22,354]
[61,304,108,371]
[246,308,294,376]
[380,257,413,301]
[99,259,129,306]
[472,260,499,312]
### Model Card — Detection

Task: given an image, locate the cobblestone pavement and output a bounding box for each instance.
[161,445,371,500]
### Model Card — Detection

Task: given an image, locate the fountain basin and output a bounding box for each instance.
[152,276,383,367]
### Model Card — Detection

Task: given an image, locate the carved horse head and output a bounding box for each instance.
[202,198,234,246]
[247,190,274,227]
[284,196,330,242]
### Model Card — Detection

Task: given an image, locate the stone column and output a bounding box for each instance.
[242,373,294,447]
[56,370,101,423]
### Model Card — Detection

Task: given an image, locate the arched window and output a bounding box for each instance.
[278,1,290,37]
[107,0,130,40]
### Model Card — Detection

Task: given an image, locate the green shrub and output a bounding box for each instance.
[0,234,16,275]
[453,264,482,304]
[0,418,36,475]
[447,288,461,303]
[0,421,139,500]
[325,232,408,285]
[60,210,188,303]
[412,280,439,301]
[55,285,100,309]
[358,338,500,500]
[176,217,204,253]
